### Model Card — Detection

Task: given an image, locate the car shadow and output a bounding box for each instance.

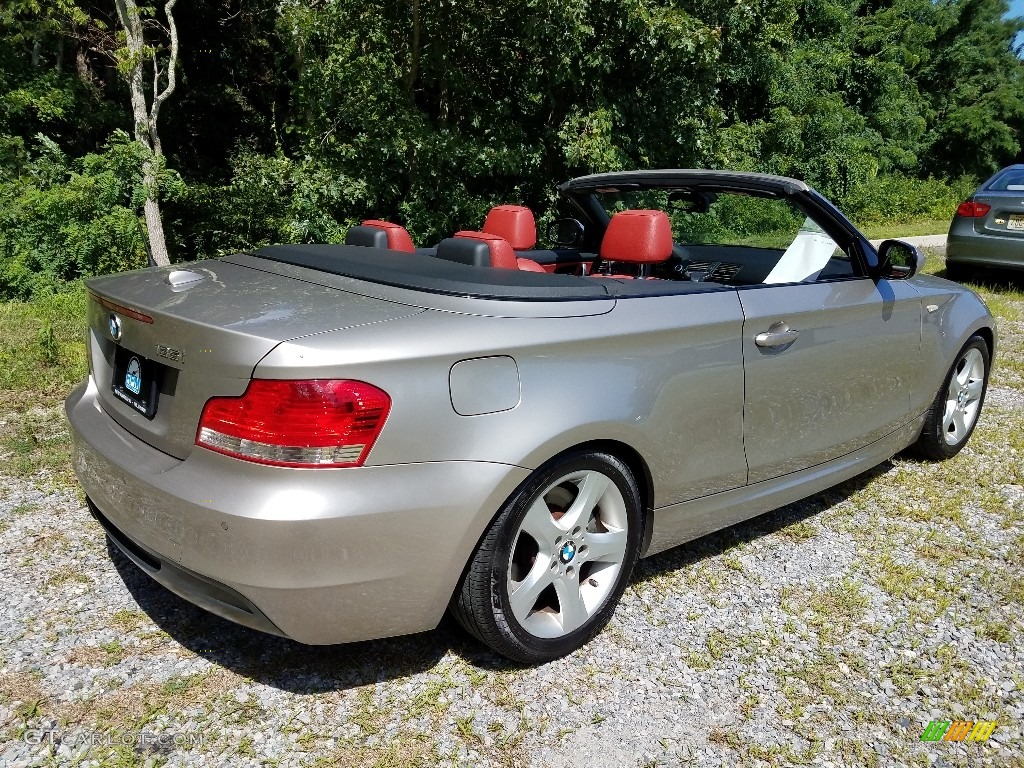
[630,460,892,585]
[107,540,476,689]
[108,460,896,689]
[944,266,1024,291]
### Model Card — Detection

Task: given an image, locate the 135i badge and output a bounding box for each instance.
[156,344,185,363]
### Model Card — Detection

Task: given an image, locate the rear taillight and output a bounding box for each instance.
[196,379,391,468]
[956,201,991,218]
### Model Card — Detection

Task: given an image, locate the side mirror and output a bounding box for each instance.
[876,239,925,280]
[546,218,584,247]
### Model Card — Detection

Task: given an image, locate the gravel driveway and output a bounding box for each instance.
[2,269,1022,768]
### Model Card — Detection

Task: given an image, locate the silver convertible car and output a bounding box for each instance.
[66,170,995,663]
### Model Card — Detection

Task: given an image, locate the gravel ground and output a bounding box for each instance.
[2,280,1023,767]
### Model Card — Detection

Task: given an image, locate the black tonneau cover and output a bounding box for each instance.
[252,244,730,301]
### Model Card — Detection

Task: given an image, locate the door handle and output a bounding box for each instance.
[755,322,800,348]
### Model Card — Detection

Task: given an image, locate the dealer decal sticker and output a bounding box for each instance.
[920,720,997,742]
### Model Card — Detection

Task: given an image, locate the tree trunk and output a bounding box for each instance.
[75,45,90,81]
[114,0,179,267]
[143,167,171,266]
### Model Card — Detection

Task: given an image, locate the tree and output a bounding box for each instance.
[919,0,1024,178]
[113,0,179,266]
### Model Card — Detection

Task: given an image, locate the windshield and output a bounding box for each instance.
[594,188,824,249]
[590,186,850,284]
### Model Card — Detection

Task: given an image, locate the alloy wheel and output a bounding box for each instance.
[506,469,629,639]
[942,347,986,445]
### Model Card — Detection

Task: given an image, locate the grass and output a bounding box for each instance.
[856,218,949,240]
[0,285,89,411]
[780,578,869,643]
[0,284,88,486]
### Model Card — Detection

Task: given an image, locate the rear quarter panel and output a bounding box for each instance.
[254,291,748,508]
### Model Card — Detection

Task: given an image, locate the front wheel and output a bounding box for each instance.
[914,335,990,460]
[452,450,643,664]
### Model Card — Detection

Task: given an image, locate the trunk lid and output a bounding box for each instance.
[85,259,424,459]
[973,191,1024,238]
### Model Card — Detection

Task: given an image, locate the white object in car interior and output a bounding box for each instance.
[763,218,840,284]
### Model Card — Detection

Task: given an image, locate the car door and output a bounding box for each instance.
[739,269,922,484]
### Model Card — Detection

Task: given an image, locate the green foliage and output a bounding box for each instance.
[1,0,1023,290]
[0,132,156,298]
[176,149,350,256]
[843,174,978,226]
[921,0,1024,176]
[36,321,58,365]
[0,286,88,405]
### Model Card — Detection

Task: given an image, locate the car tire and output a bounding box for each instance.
[914,335,990,461]
[452,450,643,664]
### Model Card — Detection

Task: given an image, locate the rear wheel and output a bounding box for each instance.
[452,450,643,663]
[914,335,989,460]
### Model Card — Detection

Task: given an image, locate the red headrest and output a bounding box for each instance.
[482,205,537,250]
[599,210,673,264]
[453,231,518,269]
[361,220,415,253]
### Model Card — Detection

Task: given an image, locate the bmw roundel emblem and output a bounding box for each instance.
[108,313,122,342]
[559,540,577,564]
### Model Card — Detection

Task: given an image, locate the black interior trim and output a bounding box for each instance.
[344,225,390,249]
[254,244,610,301]
[249,244,731,300]
[435,237,495,267]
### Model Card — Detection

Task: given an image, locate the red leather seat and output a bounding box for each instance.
[479,207,549,271]
[451,231,518,269]
[515,257,546,272]
[595,209,673,277]
[482,205,537,250]
[440,231,543,272]
[345,220,416,253]
[434,230,521,269]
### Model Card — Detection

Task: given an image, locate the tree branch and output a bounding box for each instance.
[152,49,160,106]
[150,0,179,138]
[405,0,420,96]
[115,0,152,149]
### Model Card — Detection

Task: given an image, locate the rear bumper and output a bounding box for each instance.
[65,377,530,644]
[87,498,288,637]
[947,227,1024,269]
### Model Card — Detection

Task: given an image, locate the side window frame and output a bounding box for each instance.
[790,190,875,280]
[669,188,868,287]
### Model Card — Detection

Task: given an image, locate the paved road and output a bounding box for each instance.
[868,233,946,248]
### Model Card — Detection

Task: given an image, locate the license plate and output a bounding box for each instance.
[1008,214,1024,230]
[111,346,162,419]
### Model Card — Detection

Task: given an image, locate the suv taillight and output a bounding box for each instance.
[956,201,991,218]
[196,379,390,467]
